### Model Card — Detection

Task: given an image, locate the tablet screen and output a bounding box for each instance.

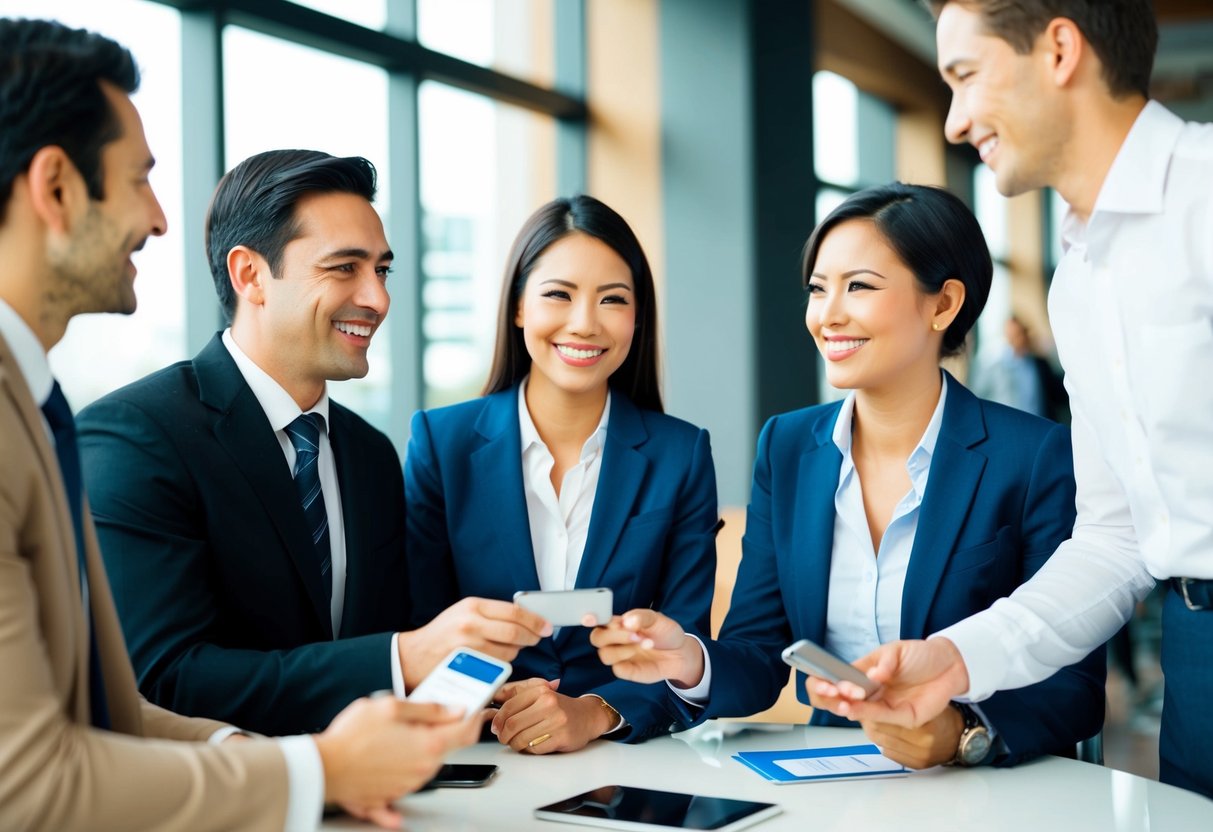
[535,785,780,832]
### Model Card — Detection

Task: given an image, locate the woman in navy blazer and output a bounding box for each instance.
[593,183,1104,768]
[405,195,718,753]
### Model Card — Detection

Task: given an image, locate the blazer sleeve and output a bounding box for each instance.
[78,396,393,736]
[972,422,1107,766]
[0,463,290,832]
[402,409,463,629]
[694,416,795,721]
[586,428,720,742]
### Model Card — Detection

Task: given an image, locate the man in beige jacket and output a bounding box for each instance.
[0,18,482,831]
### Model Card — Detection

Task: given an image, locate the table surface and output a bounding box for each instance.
[321,722,1213,831]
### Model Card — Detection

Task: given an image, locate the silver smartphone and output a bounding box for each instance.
[780,639,880,697]
[513,588,613,627]
[407,647,512,718]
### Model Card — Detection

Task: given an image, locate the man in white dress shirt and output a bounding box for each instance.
[812,0,1213,799]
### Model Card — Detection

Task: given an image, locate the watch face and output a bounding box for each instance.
[961,729,992,765]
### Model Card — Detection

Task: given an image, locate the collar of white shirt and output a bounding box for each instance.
[221,328,331,432]
[517,375,611,462]
[1061,100,1184,252]
[0,298,53,406]
[830,370,950,501]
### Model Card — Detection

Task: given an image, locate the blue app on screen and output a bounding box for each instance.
[450,651,503,684]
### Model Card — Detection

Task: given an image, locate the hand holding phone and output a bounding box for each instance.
[407,647,512,718]
[781,639,880,697]
[513,588,613,627]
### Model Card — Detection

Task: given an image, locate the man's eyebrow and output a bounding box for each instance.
[319,248,394,261]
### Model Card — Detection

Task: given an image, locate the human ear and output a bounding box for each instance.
[25,146,86,234]
[1042,18,1083,88]
[227,246,266,307]
[931,278,967,331]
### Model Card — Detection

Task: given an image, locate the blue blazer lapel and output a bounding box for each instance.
[470,386,541,595]
[789,406,843,647]
[900,374,988,639]
[572,392,648,594]
[194,336,333,638]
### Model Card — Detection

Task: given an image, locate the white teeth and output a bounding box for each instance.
[978,136,998,161]
[556,345,604,360]
[334,321,372,337]
[827,339,867,353]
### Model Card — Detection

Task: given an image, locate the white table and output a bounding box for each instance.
[321,722,1213,831]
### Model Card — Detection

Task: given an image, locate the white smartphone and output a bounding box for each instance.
[513,588,614,627]
[407,647,512,718]
[780,639,880,697]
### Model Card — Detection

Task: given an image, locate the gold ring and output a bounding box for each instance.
[527,733,552,748]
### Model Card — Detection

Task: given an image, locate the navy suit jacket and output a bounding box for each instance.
[696,375,1105,765]
[405,384,718,742]
[77,335,409,735]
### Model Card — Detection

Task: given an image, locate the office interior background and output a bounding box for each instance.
[7,0,1212,780]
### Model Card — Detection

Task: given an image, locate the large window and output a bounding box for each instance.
[3,0,584,452]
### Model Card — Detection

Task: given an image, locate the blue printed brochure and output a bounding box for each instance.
[732,743,908,784]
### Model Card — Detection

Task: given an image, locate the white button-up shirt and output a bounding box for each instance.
[826,375,947,662]
[518,377,610,592]
[940,101,1213,700]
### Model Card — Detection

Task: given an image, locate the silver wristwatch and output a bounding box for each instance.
[950,702,993,766]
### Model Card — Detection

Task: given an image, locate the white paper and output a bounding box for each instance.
[774,752,905,778]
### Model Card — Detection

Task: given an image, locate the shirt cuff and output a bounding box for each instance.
[390,633,406,698]
[208,726,244,745]
[278,735,325,832]
[667,634,711,705]
[930,622,1008,703]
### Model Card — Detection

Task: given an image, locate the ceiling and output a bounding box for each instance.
[834,0,1213,122]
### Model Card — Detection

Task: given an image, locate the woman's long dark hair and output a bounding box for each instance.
[801,182,993,357]
[482,195,663,412]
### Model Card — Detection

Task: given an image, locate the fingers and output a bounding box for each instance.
[470,597,552,639]
[497,677,558,702]
[390,699,464,725]
[492,683,549,737]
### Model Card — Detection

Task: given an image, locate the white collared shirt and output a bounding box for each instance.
[518,377,610,592]
[826,374,948,662]
[222,329,347,636]
[0,306,322,831]
[939,101,1213,700]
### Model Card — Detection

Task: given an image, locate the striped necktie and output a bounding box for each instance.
[285,413,332,601]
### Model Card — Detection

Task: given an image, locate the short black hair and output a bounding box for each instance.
[205,149,378,322]
[0,18,139,224]
[801,182,992,357]
[926,0,1157,99]
[483,194,663,413]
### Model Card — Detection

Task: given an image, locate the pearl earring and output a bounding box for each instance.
[932,323,941,331]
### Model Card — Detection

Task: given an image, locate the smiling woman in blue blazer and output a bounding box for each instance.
[405,195,718,754]
[593,183,1105,769]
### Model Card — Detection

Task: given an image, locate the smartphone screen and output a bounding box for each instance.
[408,648,511,717]
[536,785,780,831]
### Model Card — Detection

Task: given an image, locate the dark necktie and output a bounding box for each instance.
[41,381,111,730]
[285,413,332,602]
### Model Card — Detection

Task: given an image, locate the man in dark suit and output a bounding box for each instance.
[1,20,483,831]
[78,149,549,736]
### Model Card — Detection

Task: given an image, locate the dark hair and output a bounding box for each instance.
[483,195,663,412]
[801,182,992,357]
[0,18,139,224]
[205,149,377,321]
[926,0,1156,98]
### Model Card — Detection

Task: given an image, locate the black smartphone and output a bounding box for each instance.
[422,763,499,789]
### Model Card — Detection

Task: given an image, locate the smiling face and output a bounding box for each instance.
[805,219,949,395]
[237,190,392,406]
[47,82,167,318]
[936,3,1068,198]
[514,232,636,404]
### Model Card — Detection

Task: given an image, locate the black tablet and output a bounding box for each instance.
[535,785,781,832]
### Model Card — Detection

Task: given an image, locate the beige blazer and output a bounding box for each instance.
[0,333,291,832]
